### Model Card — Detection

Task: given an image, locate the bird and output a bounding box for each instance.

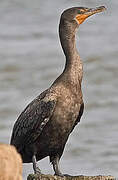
[10,6,106,176]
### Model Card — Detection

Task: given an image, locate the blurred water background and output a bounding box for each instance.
[0,0,118,179]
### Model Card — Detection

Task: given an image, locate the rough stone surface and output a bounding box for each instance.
[0,143,22,180]
[27,174,116,180]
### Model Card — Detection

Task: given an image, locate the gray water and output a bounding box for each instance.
[0,0,118,179]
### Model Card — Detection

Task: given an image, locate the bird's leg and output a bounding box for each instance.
[32,155,41,174]
[51,156,63,177]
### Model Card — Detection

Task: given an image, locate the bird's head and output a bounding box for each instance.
[61,6,106,28]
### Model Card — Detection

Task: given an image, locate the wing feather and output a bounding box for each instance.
[10,90,56,151]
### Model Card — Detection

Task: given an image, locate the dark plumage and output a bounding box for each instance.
[10,6,106,176]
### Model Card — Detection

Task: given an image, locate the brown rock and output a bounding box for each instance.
[27,174,116,180]
[0,143,22,180]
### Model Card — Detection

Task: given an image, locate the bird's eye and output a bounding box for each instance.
[78,10,82,14]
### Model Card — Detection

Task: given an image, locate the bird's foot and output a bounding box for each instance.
[54,172,64,177]
[34,167,41,175]
[32,155,41,175]
[63,174,72,177]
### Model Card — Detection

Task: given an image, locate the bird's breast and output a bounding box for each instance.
[51,88,81,134]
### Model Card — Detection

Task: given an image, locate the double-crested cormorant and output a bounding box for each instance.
[10,6,106,176]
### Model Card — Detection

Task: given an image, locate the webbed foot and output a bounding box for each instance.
[32,155,41,175]
[35,167,41,174]
[51,155,64,177]
[54,172,64,177]
[64,174,72,177]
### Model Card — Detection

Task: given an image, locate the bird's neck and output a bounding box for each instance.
[59,20,83,82]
